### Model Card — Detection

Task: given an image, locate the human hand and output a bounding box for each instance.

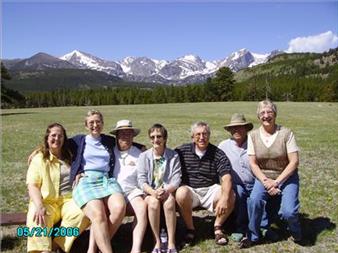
[73,173,84,188]
[267,186,281,196]
[262,178,276,191]
[215,196,229,217]
[33,204,46,226]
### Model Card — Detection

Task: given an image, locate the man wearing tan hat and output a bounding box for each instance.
[218,113,275,244]
[218,113,254,242]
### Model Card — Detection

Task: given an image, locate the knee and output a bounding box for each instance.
[91,210,108,224]
[163,196,176,213]
[111,197,126,215]
[147,197,160,212]
[175,186,191,204]
[280,207,297,220]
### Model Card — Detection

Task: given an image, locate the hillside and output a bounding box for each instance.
[5,68,124,92]
[235,48,338,82]
[233,48,338,101]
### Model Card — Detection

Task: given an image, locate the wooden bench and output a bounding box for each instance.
[1,212,26,226]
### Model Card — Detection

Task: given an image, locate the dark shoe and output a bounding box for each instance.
[214,225,228,246]
[261,228,279,242]
[183,228,195,246]
[239,237,259,249]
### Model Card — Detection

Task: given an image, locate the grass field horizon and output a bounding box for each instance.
[1,101,338,252]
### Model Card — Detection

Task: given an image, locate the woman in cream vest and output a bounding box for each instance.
[240,100,302,248]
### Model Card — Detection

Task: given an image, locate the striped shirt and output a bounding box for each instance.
[175,143,231,188]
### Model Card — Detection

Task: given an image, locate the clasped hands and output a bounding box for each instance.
[263,178,281,196]
[152,187,169,201]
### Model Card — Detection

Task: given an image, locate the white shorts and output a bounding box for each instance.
[187,184,221,212]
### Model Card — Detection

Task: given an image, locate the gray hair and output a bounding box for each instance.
[256,100,277,118]
[85,109,104,126]
[190,121,211,137]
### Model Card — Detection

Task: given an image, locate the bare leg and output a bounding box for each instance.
[163,194,177,249]
[105,193,126,238]
[175,186,194,230]
[87,227,98,253]
[83,199,113,253]
[213,189,235,227]
[128,197,148,253]
[145,195,161,249]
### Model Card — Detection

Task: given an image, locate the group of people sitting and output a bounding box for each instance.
[25,99,302,253]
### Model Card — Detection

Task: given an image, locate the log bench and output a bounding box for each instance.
[1,212,26,226]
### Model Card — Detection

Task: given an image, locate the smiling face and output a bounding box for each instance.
[47,126,65,155]
[85,114,103,137]
[258,105,276,127]
[192,125,210,151]
[228,125,248,146]
[117,129,134,151]
[149,128,166,151]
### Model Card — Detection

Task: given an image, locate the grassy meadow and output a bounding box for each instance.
[1,101,338,252]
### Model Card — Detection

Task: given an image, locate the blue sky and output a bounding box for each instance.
[2,1,338,61]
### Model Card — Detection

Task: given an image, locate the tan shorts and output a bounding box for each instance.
[187,184,221,212]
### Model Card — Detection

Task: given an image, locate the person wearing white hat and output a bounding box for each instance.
[111,119,147,253]
[88,119,147,253]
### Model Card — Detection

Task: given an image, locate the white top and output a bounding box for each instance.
[247,126,299,155]
[113,145,142,194]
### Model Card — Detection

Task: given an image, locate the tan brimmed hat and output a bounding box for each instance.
[110,119,140,136]
[224,113,253,131]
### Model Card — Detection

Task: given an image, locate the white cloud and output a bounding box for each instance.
[286,31,338,53]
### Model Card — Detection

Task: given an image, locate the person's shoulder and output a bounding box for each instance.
[209,143,227,157]
[278,125,291,133]
[71,134,86,142]
[175,143,191,151]
[165,147,178,157]
[29,151,45,166]
[218,138,231,147]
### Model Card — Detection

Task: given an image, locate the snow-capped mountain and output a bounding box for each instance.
[4,49,282,84]
[217,48,270,71]
[59,48,280,83]
[60,50,125,77]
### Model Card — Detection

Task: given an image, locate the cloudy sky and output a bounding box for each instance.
[2,1,338,61]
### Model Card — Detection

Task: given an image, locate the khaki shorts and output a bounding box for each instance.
[187,184,221,212]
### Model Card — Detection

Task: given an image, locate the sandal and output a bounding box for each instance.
[214,225,228,246]
[184,228,195,246]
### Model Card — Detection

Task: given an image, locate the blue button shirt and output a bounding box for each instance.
[218,138,254,186]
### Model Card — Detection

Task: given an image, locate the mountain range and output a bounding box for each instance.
[3,48,283,85]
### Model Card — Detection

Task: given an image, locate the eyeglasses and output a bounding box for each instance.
[259,110,274,117]
[194,132,209,138]
[150,135,163,140]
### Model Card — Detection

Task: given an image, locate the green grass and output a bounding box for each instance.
[1,102,338,252]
